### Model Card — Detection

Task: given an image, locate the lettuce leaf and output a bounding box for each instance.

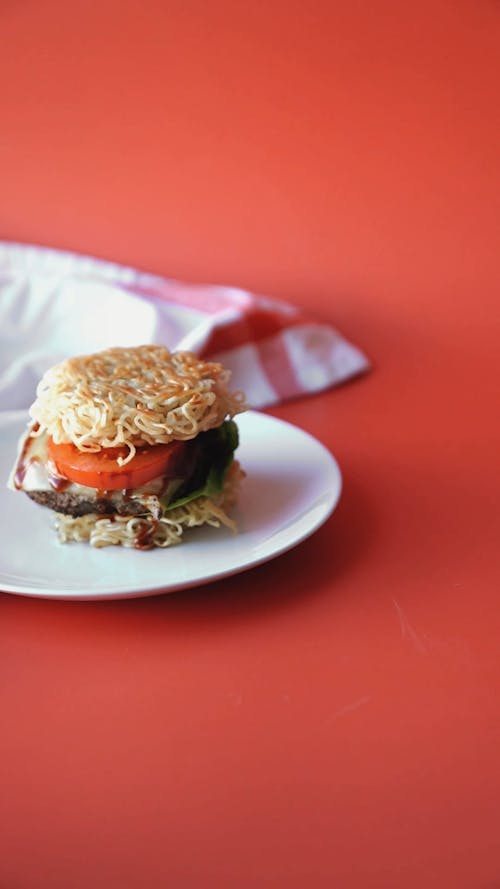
[161,420,239,512]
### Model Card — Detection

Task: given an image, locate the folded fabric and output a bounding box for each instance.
[0,241,369,411]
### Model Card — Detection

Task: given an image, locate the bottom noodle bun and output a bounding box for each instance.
[55,462,245,549]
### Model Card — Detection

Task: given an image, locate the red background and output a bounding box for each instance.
[1,1,499,887]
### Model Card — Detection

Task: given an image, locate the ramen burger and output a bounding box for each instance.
[8,345,246,549]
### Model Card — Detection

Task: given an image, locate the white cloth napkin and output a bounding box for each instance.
[0,241,369,412]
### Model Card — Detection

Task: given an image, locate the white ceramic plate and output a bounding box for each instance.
[0,410,341,600]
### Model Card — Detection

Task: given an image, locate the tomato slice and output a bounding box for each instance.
[46,437,188,491]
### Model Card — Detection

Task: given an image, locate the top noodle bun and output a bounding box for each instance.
[30,345,246,464]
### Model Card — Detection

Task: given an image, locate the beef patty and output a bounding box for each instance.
[27,490,154,518]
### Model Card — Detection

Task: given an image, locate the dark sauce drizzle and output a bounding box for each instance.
[135,519,159,550]
[13,423,40,489]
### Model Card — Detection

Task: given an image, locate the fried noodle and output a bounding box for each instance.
[30,345,245,464]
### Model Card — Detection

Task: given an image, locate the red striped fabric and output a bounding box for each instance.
[0,241,370,410]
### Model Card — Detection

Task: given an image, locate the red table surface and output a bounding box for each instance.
[1,2,499,887]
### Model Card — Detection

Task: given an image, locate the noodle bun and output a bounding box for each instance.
[30,345,245,464]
